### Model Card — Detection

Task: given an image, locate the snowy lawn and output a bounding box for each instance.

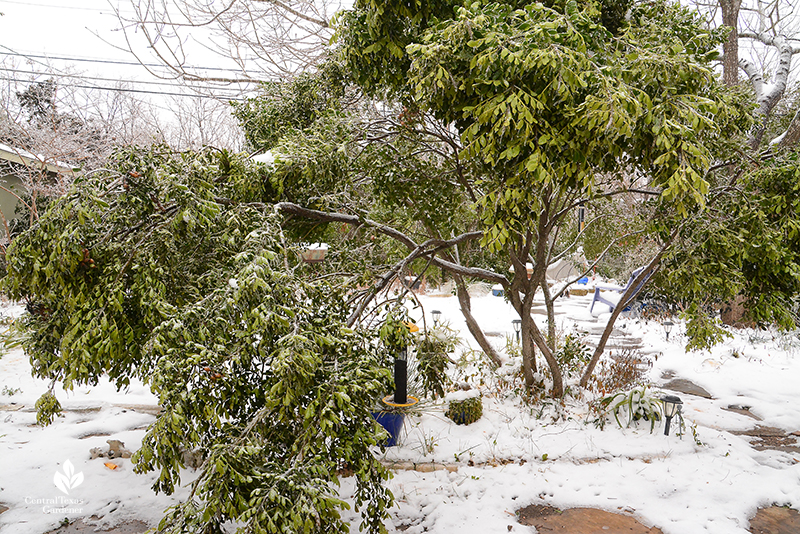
[1,292,799,534]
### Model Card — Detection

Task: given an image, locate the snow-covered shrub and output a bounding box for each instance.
[594,386,662,432]
[555,332,591,376]
[445,390,483,425]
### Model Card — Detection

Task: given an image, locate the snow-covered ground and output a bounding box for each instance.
[1,290,799,534]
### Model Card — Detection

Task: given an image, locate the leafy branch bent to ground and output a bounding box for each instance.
[2,146,394,533]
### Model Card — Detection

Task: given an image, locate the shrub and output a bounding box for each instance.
[594,386,662,432]
[445,391,483,425]
[587,348,652,396]
[556,332,591,376]
[414,327,458,399]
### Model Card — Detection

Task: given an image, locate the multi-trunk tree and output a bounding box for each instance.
[244,0,748,396]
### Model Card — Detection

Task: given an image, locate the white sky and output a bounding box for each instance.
[0,0,253,112]
[1,1,165,88]
[0,0,795,144]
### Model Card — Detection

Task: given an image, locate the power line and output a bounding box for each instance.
[0,47,249,103]
[0,48,264,76]
[0,0,134,14]
[0,67,254,94]
[0,76,246,101]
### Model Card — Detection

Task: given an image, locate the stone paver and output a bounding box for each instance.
[44,519,149,534]
[722,405,763,421]
[748,506,800,534]
[517,504,663,533]
[661,378,713,399]
[730,425,800,453]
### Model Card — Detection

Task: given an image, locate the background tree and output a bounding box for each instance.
[651,0,800,331]
[115,0,335,87]
[0,55,248,249]
[691,0,800,146]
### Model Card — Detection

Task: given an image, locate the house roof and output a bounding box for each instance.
[0,142,76,176]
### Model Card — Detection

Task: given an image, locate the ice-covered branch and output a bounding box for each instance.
[738,32,798,148]
[772,108,800,148]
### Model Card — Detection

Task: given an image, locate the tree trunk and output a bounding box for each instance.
[579,230,680,388]
[720,294,753,327]
[531,202,563,397]
[541,279,557,348]
[454,274,503,367]
[509,276,562,397]
[529,315,563,397]
[509,220,564,398]
[720,0,742,86]
[520,279,538,386]
[740,36,795,149]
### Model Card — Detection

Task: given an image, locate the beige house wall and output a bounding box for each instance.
[0,173,26,223]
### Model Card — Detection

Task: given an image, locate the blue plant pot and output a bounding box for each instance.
[372,411,405,447]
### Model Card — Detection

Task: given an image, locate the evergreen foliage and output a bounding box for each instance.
[445,395,483,425]
[3,146,395,533]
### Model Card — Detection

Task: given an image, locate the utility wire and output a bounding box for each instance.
[0,67,255,94]
[0,48,264,76]
[1,45,261,100]
[0,76,246,101]
[0,0,134,13]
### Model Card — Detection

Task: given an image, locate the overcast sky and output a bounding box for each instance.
[0,0,253,107]
[1,1,156,84]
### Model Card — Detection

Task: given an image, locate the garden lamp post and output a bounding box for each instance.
[512,319,522,343]
[661,395,683,436]
[432,310,441,327]
[663,320,674,341]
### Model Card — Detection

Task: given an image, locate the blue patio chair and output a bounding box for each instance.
[590,267,650,314]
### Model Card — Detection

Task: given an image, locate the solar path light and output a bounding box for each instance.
[661,395,683,436]
[663,320,674,341]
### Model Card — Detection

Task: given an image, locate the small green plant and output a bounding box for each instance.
[773,331,800,356]
[414,327,458,399]
[556,333,591,376]
[595,386,662,432]
[445,394,483,425]
[689,422,702,446]
[2,385,21,396]
[453,348,494,389]
[453,445,478,462]
[412,427,441,456]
